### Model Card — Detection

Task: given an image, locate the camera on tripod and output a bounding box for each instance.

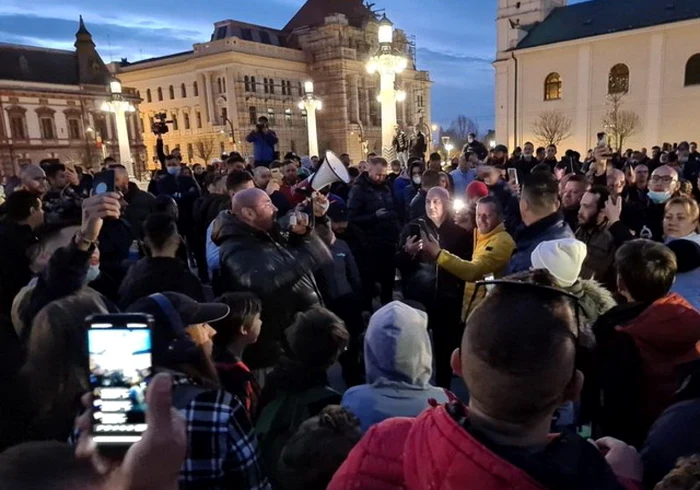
[151,113,173,135]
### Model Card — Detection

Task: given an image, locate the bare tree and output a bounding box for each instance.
[601,93,641,153]
[194,135,216,163]
[532,111,573,147]
[444,115,479,150]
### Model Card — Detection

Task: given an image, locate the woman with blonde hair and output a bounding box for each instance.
[663,196,700,245]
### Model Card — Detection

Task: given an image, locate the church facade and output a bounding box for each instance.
[495,0,700,153]
[111,0,432,167]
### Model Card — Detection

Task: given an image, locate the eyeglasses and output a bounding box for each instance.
[650,175,676,184]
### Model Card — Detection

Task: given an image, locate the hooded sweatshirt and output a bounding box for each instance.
[341,301,448,432]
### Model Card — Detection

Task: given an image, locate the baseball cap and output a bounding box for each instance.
[327,199,348,222]
[127,292,230,328]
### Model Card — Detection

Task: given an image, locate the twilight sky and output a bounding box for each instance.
[0,0,586,133]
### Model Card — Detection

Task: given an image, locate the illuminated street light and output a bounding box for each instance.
[101,78,136,176]
[299,80,322,157]
[366,14,408,158]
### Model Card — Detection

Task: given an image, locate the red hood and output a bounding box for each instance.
[620,293,700,355]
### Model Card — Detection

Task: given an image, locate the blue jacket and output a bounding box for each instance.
[506,212,574,274]
[450,168,476,195]
[246,129,278,164]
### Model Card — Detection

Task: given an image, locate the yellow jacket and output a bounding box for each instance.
[436,223,516,319]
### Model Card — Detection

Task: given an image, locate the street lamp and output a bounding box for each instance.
[366,14,408,159]
[298,80,322,157]
[101,78,136,176]
[220,111,236,150]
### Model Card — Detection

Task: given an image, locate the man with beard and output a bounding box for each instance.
[575,186,617,289]
[561,174,589,231]
[279,159,305,207]
[213,188,332,379]
[111,164,155,240]
[506,141,537,184]
[487,144,508,169]
[252,166,291,216]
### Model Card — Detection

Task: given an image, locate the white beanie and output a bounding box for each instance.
[530,238,588,288]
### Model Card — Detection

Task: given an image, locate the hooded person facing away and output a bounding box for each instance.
[341,301,448,432]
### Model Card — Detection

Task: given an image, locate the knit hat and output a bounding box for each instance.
[530,238,588,288]
[466,181,489,200]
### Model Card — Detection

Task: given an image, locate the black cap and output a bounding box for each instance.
[127,292,230,328]
[494,144,508,153]
[327,199,348,222]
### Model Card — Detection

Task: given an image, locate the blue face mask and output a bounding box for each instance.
[647,190,672,204]
[167,166,181,176]
[85,265,100,284]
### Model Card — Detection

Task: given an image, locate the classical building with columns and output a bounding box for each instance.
[495,0,700,152]
[0,18,145,177]
[111,0,431,167]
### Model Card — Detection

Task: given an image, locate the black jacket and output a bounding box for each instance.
[212,212,332,368]
[396,216,473,310]
[122,182,155,239]
[408,190,427,221]
[347,173,400,248]
[620,196,666,242]
[0,221,37,321]
[193,193,231,236]
[118,257,206,308]
[98,217,137,288]
[314,238,362,302]
[156,174,201,235]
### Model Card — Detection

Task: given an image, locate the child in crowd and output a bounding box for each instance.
[212,292,263,419]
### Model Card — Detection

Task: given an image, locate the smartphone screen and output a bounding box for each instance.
[92,170,115,195]
[408,223,422,239]
[507,167,519,185]
[88,314,153,448]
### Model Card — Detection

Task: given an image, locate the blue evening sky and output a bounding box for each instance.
[0,0,587,133]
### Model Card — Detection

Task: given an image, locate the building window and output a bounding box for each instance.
[157,87,163,101]
[544,73,562,101]
[301,109,307,124]
[251,76,257,93]
[264,78,269,94]
[286,80,292,95]
[282,80,287,96]
[285,108,292,125]
[196,112,202,128]
[221,107,228,122]
[193,81,199,97]
[223,78,227,93]
[169,85,175,100]
[172,114,178,131]
[217,77,223,94]
[215,26,227,40]
[146,89,152,103]
[67,118,82,140]
[241,28,253,41]
[94,116,109,141]
[608,64,630,94]
[267,108,275,126]
[269,78,275,94]
[40,116,56,139]
[184,112,190,130]
[685,54,700,86]
[259,31,271,44]
[244,76,251,92]
[181,83,187,98]
[249,106,257,125]
[9,113,27,140]
[187,143,194,160]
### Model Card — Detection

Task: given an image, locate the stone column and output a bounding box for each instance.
[205,72,215,124]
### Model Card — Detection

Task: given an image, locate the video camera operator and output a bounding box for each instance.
[246,116,279,168]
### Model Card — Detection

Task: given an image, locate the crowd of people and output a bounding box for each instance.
[0,122,700,490]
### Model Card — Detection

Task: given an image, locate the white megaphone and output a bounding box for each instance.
[309,151,351,191]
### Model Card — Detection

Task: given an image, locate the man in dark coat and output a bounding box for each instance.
[347,157,400,310]
[213,188,332,374]
[112,164,155,240]
[396,187,473,388]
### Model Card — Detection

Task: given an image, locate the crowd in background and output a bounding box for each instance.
[0,119,699,490]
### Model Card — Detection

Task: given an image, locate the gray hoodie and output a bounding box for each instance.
[341,301,448,432]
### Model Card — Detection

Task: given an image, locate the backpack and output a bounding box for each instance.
[255,386,340,487]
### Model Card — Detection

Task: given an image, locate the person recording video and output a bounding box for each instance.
[246,116,279,168]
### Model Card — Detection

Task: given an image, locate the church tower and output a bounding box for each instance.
[74,16,110,86]
[496,0,566,59]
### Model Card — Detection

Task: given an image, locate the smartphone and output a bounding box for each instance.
[507,167,519,185]
[270,168,283,185]
[596,132,608,148]
[92,169,115,195]
[87,314,153,453]
[408,223,422,239]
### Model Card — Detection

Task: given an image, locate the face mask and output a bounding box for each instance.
[85,265,100,284]
[412,176,422,185]
[523,153,532,160]
[167,166,181,176]
[647,190,672,204]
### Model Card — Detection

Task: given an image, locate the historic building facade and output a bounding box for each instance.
[0,18,145,177]
[495,0,700,152]
[111,0,432,167]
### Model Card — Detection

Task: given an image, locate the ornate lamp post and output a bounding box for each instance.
[366,14,408,159]
[220,111,237,151]
[101,79,136,176]
[298,80,322,157]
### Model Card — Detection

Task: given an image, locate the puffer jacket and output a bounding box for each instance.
[212,212,332,369]
[328,403,641,490]
[436,222,515,319]
[506,212,574,274]
[341,302,448,432]
[347,173,400,247]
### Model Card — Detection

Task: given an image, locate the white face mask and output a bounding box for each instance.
[85,265,101,284]
[412,176,422,185]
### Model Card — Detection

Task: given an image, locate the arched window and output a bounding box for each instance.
[193,81,199,97]
[171,114,178,131]
[168,85,174,100]
[184,112,190,129]
[157,87,163,101]
[685,54,700,86]
[544,73,562,101]
[608,64,630,94]
[251,77,257,93]
[146,89,152,103]
[263,78,269,94]
[181,83,187,98]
